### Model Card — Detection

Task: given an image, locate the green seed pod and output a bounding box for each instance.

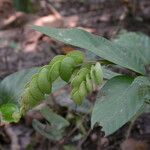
[48,61,61,82]
[70,68,90,105]
[29,75,44,100]
[71,67,89,87]
[71,75,83,88]
[47,55,65,82]
[70,87,78,99]
[85,74,93,92]
[79,81,88,98]
[59,56,75,82]
[78,67,89,76]
[93,62,103,84]
[70,68,80,81]
[71,90,83,105]
[49,55,65,66]
[21,88,37,109]
[90,65,96,83]
[37,68,51,94]
[67,50,84,64]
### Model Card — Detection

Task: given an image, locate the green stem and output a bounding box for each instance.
[126,115,137,139]
[125,105,144,139]
[145,99,150,104]
[75,59,113,68]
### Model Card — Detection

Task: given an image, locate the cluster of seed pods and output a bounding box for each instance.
[70,62,103,105]
[20,50,84,114]
[20,50,103,114]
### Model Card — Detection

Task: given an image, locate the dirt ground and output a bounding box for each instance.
[0,0,150,150]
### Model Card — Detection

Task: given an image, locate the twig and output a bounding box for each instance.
[4,125,20,150]
[77,128,92,150]
[45,0,62,19]
[59,108,92,147]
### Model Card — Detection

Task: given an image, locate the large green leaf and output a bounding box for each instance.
[91,75,150,136]
[114,32,150,65]
[32,26,145,74]
[0,68,39,105]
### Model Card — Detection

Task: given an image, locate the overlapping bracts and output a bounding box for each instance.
[20,50,103,114]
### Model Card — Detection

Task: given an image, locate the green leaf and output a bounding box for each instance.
[0,68,66,123]
[102,67,120,79]
[60,57,75,82]
[114,32,150,65]
[0,68,39,105]
[32,106,70,140]
[67,50,84,64]
[32,26,145,74]
[32,119,63,141]
[85,50,98,60]
[0,103,19,122]
[13,0,33,13]
[91,75,150,136]
[0,68,39,123]
[40,106,70,129]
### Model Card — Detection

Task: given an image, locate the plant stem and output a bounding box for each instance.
[125,116,137,139]
[75,59,113,68]
[125,105,144,139]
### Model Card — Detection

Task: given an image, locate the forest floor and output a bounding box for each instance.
[0,0,150,150]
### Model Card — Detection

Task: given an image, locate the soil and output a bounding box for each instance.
[0,0,150,150]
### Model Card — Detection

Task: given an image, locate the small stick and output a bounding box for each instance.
[4,125,20,150]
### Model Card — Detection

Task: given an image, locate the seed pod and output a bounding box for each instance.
[59,56,75,82]
[71,68,89,87]
[78,67,90,77]
[67,50,84,64]
[90,65,96,83]
[48,61,61,82]
[70,87,78,97]
[71,75,83,88]
[49,55,65,66]
[71,90,82,105]
[93,62,103,84]
[29,75,44,100]
[21,88,37,109]
[85,74,93,92]
[38,68,51,94]
[70,68,80,81]
[79,81,88,98]
[48,55,65,82]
